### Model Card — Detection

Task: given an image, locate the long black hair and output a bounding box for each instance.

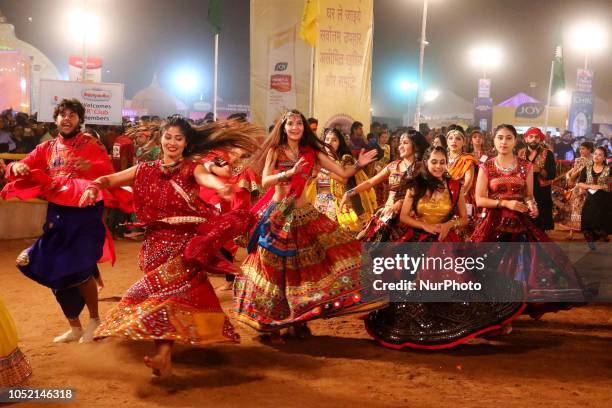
[408,146,450,214]
[162,115,262,158]
[404,130,430,160]
[189,120,263,157]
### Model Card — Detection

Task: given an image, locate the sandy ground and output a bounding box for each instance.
[0,234,611,408]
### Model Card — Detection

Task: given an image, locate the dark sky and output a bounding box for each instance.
[1,0,610,118]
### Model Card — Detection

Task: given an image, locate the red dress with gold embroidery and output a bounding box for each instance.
[471,158,586,306]
[95,160,251,345]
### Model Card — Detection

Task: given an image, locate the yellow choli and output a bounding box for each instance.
[415,188,453,225]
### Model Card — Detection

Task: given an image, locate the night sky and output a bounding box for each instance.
[0,0,610,119]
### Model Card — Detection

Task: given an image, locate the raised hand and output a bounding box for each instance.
[357,148,378,167]
[291,157,307,176]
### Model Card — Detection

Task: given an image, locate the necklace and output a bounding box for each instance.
[160,158,183,174]
[494,157,516,172]
[286,144,300,161]
[401,158,415,174]
[448,152,461,166]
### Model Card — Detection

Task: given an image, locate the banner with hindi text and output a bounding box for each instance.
[313,0,373,134]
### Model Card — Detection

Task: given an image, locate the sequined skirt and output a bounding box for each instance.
[95,224,239,345]
[357,208,407,243]
[471,208,586,303]
[366,302,525,350]
[365,229,525,350]
[235,203,385,331]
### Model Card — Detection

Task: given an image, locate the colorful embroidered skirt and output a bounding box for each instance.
[95,221,241,345]
[357,209,407,243]
[235,203,384,331]
[95,254,238,345]
[0,299,32,387]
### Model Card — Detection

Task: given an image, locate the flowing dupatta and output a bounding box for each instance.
[247,145,317,254]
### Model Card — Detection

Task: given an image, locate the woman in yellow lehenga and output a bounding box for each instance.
[0,298,32,386]
[309,128,377,233]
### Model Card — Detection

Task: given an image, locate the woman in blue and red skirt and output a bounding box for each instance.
[234,110,385,338]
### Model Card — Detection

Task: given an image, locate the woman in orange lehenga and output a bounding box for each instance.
[446,129,478,235]
[80,117,261,377]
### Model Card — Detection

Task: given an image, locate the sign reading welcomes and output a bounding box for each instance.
[38,80,124,125]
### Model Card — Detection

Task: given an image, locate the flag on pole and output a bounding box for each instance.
[299,0,319,46]
[208,0,222,35]
[551,26,565,96]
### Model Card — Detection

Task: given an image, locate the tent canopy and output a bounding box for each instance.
[497,92,540,107]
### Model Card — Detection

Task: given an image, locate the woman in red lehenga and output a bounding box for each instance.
[471,124,586,318]
[234,110,384,338]
[79,116,261,377]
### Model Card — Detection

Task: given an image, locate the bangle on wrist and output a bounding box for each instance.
[496,198,501,208]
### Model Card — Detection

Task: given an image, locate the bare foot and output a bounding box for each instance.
[144,354,172,378]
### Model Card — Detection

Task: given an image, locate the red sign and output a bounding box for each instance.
[69,55,103,69]
[270,74,292,92]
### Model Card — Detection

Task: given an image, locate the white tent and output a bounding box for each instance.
[420,89,473,126]
[129,74,186,117]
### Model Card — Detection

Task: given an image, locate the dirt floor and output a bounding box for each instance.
[1,233,610,408]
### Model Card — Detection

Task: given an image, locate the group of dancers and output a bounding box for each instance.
[0,99,597,383]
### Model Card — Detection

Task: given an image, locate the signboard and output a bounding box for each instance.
[265,27,298,126]
[38,80,124,125]
[69,55,103,82]
[250,0,312,127]
[313,0,374,133]
[478,78,491,98]
[568,91,593,137]
[493,105,567,128]
[575,69,593,93]
[473,97,493,131]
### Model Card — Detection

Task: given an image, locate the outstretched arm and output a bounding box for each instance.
[317,149,377,179]
[79,166,137,206]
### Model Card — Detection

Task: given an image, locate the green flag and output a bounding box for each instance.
[551,26,565,96]
[208,0,222,35]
